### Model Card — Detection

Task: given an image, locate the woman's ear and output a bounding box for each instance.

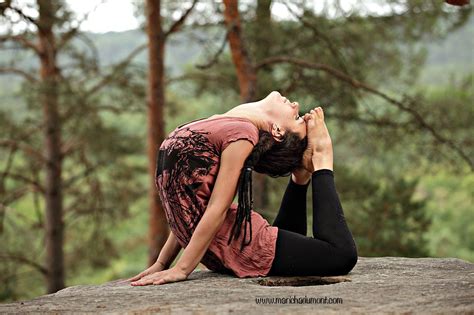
[271,123,285,143]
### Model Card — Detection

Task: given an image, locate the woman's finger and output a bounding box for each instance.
[130,269,153,281]
[131,271,165,286]
[138,273,156,282]
[126,275,142,282]
[153,278,166,285]
[128,272,146,282]
[115,278,133,284]
[141,274,163,286]
[153,274,173,286]
[131,276,155,286]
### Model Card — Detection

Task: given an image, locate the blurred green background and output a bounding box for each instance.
[0,0,472,303]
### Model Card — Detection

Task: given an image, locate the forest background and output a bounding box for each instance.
[0,0,472,303]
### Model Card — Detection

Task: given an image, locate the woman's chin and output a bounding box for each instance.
[272,90,281,97]
[270,91,284,104]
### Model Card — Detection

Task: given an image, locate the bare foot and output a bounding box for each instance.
[305,107,333,172]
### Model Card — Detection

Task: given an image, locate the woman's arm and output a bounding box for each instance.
[125,231,181,282]
[130,139,254,286]
[125,231,181,281]
[173,140,254,275]
[156,230,182,269]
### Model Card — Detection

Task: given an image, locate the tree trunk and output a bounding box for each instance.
[37,0,64,293]
[255,0,272,63]
[223,0,257,102]
[252,0,273,212]
[145,0,169,266]
[223,0,271,212]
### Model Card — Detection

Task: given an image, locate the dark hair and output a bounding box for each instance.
[227,130,308,251]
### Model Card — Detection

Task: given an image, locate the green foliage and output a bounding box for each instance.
[0,0,473,303]
[338,165,430,257]
[0,3,150,301]
[419,167,474,262]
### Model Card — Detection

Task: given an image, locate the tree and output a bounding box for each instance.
[0,0,67,293]
[0,0,146,297]
[144,0,197,266]
[223,0,257,102]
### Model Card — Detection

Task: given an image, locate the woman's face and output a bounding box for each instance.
[267,91,307,139]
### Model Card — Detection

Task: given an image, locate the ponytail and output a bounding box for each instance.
[227,165,254,251]
[227,130,308,251]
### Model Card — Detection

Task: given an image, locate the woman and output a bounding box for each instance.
[127,91,358,286]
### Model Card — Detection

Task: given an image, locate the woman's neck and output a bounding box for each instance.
[214,102,272,133]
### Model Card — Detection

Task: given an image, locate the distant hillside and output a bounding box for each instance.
[67,16,474,85]
[0,15,472,94]
[420,14,474,85]
[0,27,206,79]
[0,28,208,106]
[82,29,206,75]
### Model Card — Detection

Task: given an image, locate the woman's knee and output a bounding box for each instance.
[334,246,358,275]
[343,248,358,274]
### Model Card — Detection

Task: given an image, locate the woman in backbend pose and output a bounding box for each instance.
[126,91,358,285]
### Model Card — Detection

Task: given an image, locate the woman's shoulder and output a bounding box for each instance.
[177,115,255,130]
[210,116,259,152]
[172,115,259,152]
[177,115,256,134]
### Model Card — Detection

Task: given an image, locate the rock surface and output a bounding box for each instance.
[1,257,473,314]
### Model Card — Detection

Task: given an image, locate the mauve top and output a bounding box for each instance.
[155,116,278,277]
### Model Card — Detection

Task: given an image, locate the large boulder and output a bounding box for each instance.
[1,257,473,314]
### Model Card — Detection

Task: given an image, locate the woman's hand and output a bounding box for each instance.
[124,260,167,283]
[130,266,189,286]
[301,113,316,173]
[290,113,314,185]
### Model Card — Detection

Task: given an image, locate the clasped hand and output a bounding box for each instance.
[291,111,317,185]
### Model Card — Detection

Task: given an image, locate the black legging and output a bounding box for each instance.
[268,168,358,276]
